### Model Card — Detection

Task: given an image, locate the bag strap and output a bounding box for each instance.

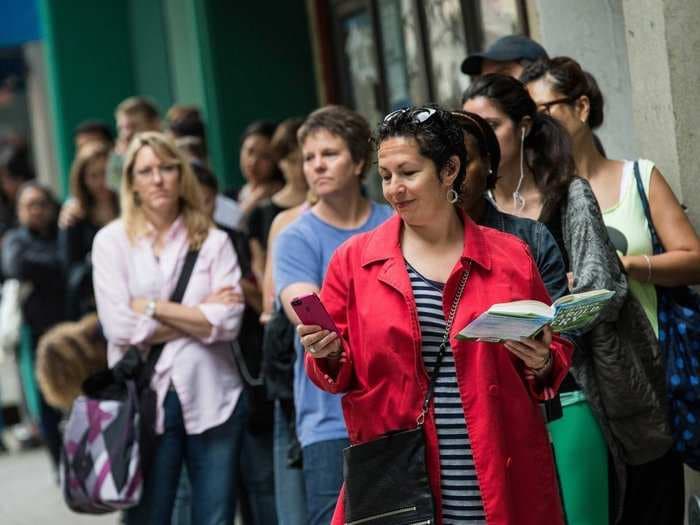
[144,249,201,376]
[417,261,472,426]
[632,161,664,255]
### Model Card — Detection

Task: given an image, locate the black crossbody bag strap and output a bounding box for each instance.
[632,161,664,255]
[143,249,200,379]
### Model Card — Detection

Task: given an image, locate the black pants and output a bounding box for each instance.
[619,449,685,525]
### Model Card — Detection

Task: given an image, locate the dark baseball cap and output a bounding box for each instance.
[461,35,548,75]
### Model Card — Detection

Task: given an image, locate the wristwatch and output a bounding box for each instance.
[144,299,157,318]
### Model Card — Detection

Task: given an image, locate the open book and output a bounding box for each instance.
[457,289,615,342]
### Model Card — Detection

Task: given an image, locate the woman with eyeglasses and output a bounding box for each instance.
[297,106,573,525]
[92,132,247,524]
[463,75,672,525]
[522,57,699,525]
[274,105,393,525]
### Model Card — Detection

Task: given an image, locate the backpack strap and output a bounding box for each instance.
[143,249,200,379]
[632,161,664,255]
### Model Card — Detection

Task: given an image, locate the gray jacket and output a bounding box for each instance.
[558,177,671,521]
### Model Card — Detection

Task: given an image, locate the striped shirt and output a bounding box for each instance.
[407,263,486,524]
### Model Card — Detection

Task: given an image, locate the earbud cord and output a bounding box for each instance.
[513,129,526,212]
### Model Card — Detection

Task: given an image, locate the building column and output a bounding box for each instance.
[23,42,59,193]
[622,0,700,229]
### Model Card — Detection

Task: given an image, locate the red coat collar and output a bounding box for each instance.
[360,210,492,271]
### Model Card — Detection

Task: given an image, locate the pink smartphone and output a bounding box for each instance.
[290,293,339,334]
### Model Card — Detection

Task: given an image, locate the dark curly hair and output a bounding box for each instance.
[462,74,575,221]
[377,106,468,195]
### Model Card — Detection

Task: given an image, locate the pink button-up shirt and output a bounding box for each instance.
[92,217,244,434]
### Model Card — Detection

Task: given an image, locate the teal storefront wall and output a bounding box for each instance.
[39,0,317,195]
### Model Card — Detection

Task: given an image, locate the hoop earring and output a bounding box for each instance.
[446,188,459,204]
[512,129,526,212]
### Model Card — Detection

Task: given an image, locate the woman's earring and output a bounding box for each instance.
[446,188,459,204]
[133,192,141,207]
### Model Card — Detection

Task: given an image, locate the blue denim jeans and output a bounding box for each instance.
[239,423,277,525]
[168,389,277,525]
[273,400,307,525]
[303,438,349,525]
[125,389,247,525]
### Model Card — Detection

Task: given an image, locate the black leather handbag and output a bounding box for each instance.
[342,265,471,525]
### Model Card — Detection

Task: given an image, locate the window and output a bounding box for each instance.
[328,0,529,116]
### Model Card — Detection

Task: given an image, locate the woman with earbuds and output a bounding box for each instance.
[463,75,671,525]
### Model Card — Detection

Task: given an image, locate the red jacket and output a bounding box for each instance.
[306,214,572,525]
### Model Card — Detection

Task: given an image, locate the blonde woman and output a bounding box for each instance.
[92,132,245,524]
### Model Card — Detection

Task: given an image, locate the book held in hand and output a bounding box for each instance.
[457,289,615,342]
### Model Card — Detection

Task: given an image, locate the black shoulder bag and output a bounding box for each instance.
[342,264,471,525]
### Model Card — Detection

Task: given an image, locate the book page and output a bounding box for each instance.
[553,289,614,307]
[457,311,549,342]
[487,299,553,319]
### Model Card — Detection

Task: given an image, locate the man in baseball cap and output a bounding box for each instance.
[461,35,548,79]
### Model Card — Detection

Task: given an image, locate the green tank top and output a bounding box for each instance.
[602,159,658,335]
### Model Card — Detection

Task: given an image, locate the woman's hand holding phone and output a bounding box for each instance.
[291,293,343,359]
[297,324,342,359]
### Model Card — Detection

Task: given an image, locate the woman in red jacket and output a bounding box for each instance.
[297,106,573,525]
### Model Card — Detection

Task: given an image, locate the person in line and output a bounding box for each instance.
[522,56,700,524]
[107,96,161,189]
[59,141,119,319]
[274,105,393,525]
[158,161,274,525]
[235,121,284,220]
[460,34,548,79]
[165,105,243,235]
[261,194,317,524]
[463,75,671,524]
[92,132,245,524]
[2,182,65,471]
[262,200,310,525]
[165,105,208,162]
[0,142,35,240]
[249,117,307,288]
[298,106,573,525]
[452,109,568,301]
[73,120,114,152]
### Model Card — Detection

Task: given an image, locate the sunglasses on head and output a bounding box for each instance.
[383,106,437,125]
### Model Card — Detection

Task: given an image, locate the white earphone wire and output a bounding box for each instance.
[512,128,526,211]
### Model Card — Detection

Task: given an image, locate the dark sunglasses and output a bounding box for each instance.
[383,106,437,125]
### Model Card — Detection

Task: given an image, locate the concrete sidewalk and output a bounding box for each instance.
[0,449,116,525]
